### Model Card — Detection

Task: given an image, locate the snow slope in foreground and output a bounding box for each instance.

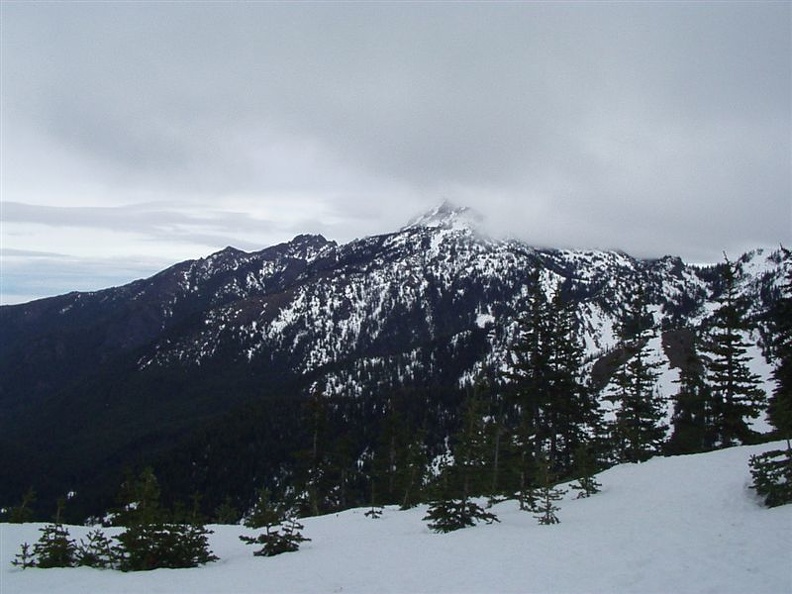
[2,443,790,594]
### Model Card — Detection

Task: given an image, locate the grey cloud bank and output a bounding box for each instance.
[1,1,790,303]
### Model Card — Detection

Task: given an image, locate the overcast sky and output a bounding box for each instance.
[1,1,790,304]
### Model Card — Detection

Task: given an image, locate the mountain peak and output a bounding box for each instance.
[402,200,485,233]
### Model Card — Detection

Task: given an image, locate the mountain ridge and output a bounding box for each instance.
[0,203,786,518]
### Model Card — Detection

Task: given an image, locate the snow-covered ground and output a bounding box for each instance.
[2,443,790,594]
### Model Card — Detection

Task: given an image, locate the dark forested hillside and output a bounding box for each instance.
[0,203,786,520]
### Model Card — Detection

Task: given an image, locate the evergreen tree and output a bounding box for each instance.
[423,389,500,533]
[667,330,714,454]
[479,378,512,501]
[239,488,310,556]
[397,429,429,510]
[8,487,36,524]
[11,543,36,569]
[532,454,566,525]
[544,290,600,474]
[32,522,77,568]
[704,256,766,446]
[113,468,217,571]
[74,529,118,568]
[768,247,792,445]
[570,445,602,499]
[506,269,552,446]
[749,448,792,507]
[294,389,336,516]
[605,285,667,463]
[453,387,493,500]
[370,393,427,509]
[504,268,555,502]
[504,272,600,496]
[244,487,282,529]
[749,249,792,508]
[423,498,499,533]
[213,496,240,525]
[12,499,119,570]
[116,521,217,571]
[112,466,163,527]
[373,395,403,505]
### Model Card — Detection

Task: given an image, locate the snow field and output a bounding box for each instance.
[2,442,790,594]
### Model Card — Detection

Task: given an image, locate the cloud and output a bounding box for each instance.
[1,1,789,302]
[1,198,356,259]
[0,248,169,305]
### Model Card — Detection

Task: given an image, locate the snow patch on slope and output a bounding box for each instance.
[3,443,789,593]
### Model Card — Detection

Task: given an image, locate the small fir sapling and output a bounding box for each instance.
[74,529,118,569]
[11,543,36,569]
[571,473,602,500]
[239,488,310,556]
[423,499,499,533]
[33,522,77,568]
[749,448,792,508]
[533,455,566,525]
[534,484,565,525]
[16,499,78,569]
[365,505,384,519]
[570,445,602,499]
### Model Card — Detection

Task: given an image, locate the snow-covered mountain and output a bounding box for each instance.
[0,202,786,517]
[3,442,790,593]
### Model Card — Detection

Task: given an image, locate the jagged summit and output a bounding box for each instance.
[402,200,485,233]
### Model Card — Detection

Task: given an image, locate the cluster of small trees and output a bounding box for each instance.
[13,468,218,571]
[12,467,314,571]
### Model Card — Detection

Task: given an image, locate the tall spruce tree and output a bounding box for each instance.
[504,268,555,502]
[479,377,511,499]
[605,284,667,463]
[397,430,429,510]
[294,389,334,516]
[544,289,600,474]
[372,394,428,509]
[667,329,714,454]
[704,256,766,446]
[423,389,499,532]
[768,247,792,445]
[453,387,493,500]
[112,466,163,527]
[504,270,600,500]
[748,248,792,508]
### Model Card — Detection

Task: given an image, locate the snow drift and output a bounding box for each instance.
[2,442,790,594]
